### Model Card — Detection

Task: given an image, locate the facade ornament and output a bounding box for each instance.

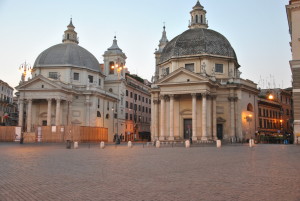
[229,69,234,78]
[237,69,242,78]
[211,66,216,76]
[161,68,167,78]
[201,62,206,75]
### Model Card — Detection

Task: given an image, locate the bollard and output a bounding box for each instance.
[100,141,105,149]
[156,140,160,148]
[74,141,78,149]
[146,142,150,147]
[128,141,133,148]
[249,139,253,148]
[217,140,221,148]
[66,140,71,149]
[185,140,190,148]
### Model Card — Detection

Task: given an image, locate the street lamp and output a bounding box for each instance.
[19,61,32,83]
[246,114,253,140]
[18,61,31,144]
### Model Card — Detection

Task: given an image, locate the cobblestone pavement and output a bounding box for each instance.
[0,143,300,201]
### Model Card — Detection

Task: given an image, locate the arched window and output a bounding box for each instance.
[109,62,115,74]
[106,114,110,119]
[201,15,203,23]
[97,111,101,117]
[247,103,253,112]
[67,34,70,39]
[196,15,198,23]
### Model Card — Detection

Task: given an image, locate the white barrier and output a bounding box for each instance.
[185,140,190,148]
[74,141,78,149]
[156,141,160,148]
[100,141,105,149]
[217,140,221,148]
[128,141,133,148]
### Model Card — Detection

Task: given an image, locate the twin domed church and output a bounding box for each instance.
[16,1,258,142]
[151,1,258,142]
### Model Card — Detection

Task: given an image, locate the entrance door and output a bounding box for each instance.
[217,124,223,140]
[184,119,192,139]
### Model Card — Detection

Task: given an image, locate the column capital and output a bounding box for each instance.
[228,97,238,102]
[211,95,217,99]
[159,95,165,100]
[169,94,175,99]
[201,92,208,98]
[56,98,61,101]
[191,93,197,97]
[27,99,33,103]
[153,100,159,104]
[47,98,52,102]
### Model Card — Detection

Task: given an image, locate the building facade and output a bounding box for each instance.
[257,89,293,140]
[103,37,151,140]
[151,1,259,142]
[16,20,118,141]
[0,80,15,125]
[286,0,300,143]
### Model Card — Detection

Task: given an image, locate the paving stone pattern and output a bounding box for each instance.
[0,143,300,201]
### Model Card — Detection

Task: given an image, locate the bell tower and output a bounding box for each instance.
[189,0,208,29]
[62,18,79,44]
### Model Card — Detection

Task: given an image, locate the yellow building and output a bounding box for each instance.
[151,1,259,142]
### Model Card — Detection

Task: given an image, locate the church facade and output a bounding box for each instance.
[151,1,259,142]
[16,19,151,142]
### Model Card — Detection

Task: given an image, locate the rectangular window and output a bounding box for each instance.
[73,73,79,80]
[215,64,224,73]
[130,103,133,109]
[49,72,58,79]
[130,92,133,98]
[88,75,93,83]
[165,67,170,75]
[134,94,137,100]
[185,63,194,72]
[126,90,128,96]
[130,114,132,120]
[126,101,128,108]
[125,113,128,120]
[98,79,101,86]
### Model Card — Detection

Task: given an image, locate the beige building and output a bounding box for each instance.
[0,80,14,125]
[151,1,259,142]
[286,0,300,143]
[16,20,118,141]
[103,37,151,139]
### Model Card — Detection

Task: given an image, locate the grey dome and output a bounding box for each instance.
[160,28,237,64]
[34,43,100,72]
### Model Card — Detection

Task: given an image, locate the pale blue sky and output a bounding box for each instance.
[0,0,292,90]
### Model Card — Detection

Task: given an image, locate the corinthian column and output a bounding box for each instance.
[159,95,165,141]
[169,95,175,141]
[154,100,159,140]
[47,99,52,126]
[18,99,24,127]
[192,93,197,141]
[26,99,32,132]
[201,93,207,141]
[55,98,61,126]
[212,95,217,140]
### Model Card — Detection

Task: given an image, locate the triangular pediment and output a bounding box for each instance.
[157,67,209,85]
[16,75,63,91]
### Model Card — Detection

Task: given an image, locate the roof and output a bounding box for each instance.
[33,43,101,72]
[159,28,237,64]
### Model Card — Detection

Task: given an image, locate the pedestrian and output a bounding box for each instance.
[120,133,123,142]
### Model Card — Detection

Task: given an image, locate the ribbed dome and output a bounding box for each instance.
[33,43,100,72]
[160,28,237,64]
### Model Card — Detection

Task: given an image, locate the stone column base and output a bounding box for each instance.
[192,136,198,141]
[168,136,175,141]
[294,120,300,144]
[159,137,165,141]
[201,137,208,141]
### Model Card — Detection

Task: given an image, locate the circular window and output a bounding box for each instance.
[109,88,113,92]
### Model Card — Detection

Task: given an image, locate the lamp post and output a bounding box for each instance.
[110,62,126,140]
[246,114,253,140]
[19,61,31,144]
